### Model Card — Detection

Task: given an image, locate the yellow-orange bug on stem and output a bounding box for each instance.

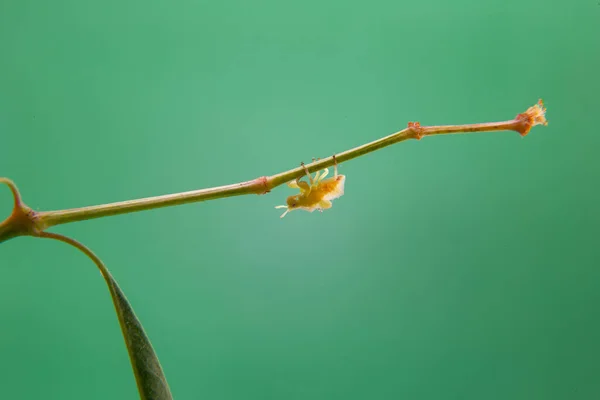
[275,155,346,218]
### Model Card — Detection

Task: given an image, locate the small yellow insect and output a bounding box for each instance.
[275,155,346,218]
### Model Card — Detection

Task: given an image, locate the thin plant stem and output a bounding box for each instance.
[0,100,547,237]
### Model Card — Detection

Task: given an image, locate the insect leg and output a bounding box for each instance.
[312,158,323,181]
[295,165,311,193]
[314,170,321,182]
[319,200,332,209]
[301,162,314,185]
[332,155,338,178]
[318,168,329,182]
[295,178,311,194]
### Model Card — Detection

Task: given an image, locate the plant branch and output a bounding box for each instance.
[1,100,547,238]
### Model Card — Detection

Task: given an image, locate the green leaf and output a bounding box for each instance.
[37,232,173,400]
[104,268,173,400]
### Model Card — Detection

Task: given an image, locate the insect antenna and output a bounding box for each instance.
[274,205,289,218]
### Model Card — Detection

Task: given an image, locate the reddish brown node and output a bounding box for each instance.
[514,113,533,137]
[254,176,270,195]
[407,121,424,140]
[514,99,547,137]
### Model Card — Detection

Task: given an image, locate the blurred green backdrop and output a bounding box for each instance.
[1,0,599,399]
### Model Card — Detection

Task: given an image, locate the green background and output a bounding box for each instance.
[1,0,598,399]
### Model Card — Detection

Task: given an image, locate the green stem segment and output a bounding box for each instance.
[33,119,522,230]
[1,99,547,237]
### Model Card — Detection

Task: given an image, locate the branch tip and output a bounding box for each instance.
[515,99,548,137]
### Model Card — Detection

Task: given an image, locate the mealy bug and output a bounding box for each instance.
[275,155,346,218]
